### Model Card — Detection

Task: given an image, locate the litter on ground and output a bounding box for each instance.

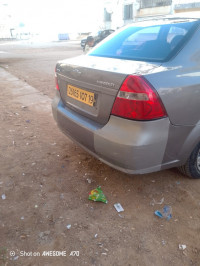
[154,205,172,220]
[114,203,124,213]
[88,186,108,203]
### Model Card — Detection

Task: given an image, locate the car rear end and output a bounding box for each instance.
[52,18,200,174]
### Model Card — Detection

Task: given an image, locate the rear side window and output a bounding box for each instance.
[89,20,198,62]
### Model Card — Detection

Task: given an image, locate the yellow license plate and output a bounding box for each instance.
[67,84,95,107]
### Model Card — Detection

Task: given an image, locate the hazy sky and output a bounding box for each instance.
[1,0,104,33]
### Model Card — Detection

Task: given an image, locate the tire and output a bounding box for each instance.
[178,142,200,179]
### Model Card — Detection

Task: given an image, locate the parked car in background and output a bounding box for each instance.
[53,16,200,178]
[81,29,115,50]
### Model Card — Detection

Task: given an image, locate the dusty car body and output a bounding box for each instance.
[52,16,200,178]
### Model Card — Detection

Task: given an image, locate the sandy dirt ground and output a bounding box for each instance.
[0,40,200,266]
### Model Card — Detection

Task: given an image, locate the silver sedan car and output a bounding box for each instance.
[52,16,200,178]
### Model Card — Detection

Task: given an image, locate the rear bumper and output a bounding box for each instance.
[52,94,171,174]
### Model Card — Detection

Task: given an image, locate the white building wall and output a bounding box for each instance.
[103,0,200,29]
[0,4,12,38]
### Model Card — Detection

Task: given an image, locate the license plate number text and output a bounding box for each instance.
[67,85,95,106]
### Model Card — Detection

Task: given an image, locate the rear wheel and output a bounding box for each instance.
[178,143,200,179]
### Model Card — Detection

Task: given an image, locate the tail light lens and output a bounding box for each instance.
[55,71,59,91]
[111,75,167,120]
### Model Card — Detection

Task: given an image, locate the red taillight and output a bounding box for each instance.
[111,75,167,120]
[55,72,59,91]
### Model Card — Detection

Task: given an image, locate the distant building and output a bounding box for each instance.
[0,2,14,39]
[103,0,200,29]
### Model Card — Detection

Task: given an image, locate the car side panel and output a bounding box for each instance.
[162,123,200,167]
[145,27,200,126]
[164,125,193,163]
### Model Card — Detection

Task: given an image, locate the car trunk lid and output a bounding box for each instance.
[56,55,161,125]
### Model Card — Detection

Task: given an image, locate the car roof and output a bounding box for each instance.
[134,11,200,24]
[125,18,199,28]
[165,11,200,19]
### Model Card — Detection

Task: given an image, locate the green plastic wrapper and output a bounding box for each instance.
[88,186,108,203]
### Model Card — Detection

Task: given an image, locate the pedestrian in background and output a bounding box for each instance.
[84,36,95,53]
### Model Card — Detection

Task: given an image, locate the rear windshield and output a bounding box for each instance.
[89,20,199,62]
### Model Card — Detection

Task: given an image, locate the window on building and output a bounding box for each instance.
[104,8,111,22]
[140,0,172,9]
[124,4,133,20]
